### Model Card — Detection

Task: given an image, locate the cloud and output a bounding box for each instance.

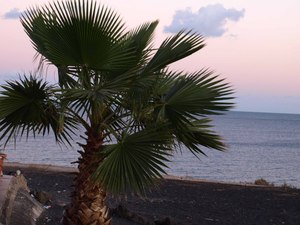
[3,8,23,20]
[164,4,245,37]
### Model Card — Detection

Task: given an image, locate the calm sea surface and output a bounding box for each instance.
[2,111,300,187]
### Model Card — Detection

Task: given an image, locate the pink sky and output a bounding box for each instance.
[0,0,300,114]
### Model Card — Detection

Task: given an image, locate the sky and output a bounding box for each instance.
[0,0,300,114]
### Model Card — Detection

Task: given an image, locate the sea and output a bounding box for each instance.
[2,111,300,188]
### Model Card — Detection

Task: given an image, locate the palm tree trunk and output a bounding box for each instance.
[62,131,111,225]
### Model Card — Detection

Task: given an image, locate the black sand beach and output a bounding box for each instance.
[4,166,300,225]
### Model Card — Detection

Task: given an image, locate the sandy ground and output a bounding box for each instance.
[4,165,300,225]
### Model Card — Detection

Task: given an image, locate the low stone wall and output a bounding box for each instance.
[0,175,44,225]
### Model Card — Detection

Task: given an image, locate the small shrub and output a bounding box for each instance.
[254,178,274,186]
[280,182,296,190]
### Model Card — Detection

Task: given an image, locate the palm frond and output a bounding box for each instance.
[144,30,205,73]
[21,0,134,83]
[155,69,234,119]
[92,128,172,194]
[173,118,226,155]
[145,69,234,155]
[121,20,158,66]
[0,76,77,146]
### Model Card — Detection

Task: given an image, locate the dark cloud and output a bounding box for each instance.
[164,4,245,37]
[3,8,23,20]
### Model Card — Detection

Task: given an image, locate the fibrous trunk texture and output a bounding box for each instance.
[62,131,111,225]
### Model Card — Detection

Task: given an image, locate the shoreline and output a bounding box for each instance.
[6,162,298,189]
[5,162,78,173]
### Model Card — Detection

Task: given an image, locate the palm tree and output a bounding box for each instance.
[0,0,233,224]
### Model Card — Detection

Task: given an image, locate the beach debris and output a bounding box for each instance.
[154,217,173,225]
[15,169,21,176]
[46,217,52,222]
[204,217,219,222]
[56,200,68,207]
[113,204,151,224]
[31,190,52,204]
[45,216,52,222]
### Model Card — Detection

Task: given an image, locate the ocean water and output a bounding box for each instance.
[166,111,300,187]
[2,111,300,188]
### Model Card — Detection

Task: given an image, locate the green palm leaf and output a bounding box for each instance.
[149,69,233,154]
[121,20,158,67]
[173,118,226,155]
[144,30,205,73]
[0,76,77,146]
[155,69,233,118]
[21,0,134,86]
[92,127,172,194]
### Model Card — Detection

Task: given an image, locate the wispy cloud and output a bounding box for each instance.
[3,8,23,20]
[164,4,245,37]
